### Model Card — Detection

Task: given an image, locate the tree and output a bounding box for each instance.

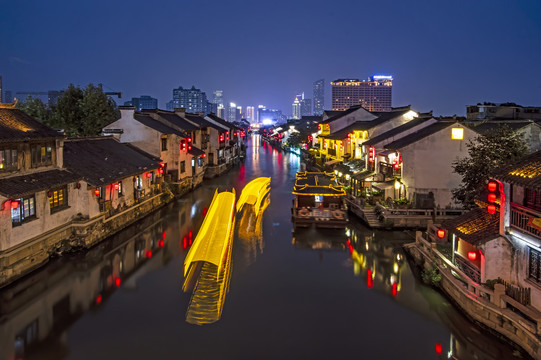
[52,83,120,137]
[16,96,52,124]
[452,125,528,209]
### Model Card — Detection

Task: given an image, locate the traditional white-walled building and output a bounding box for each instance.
[382,121,478,207]
[103,107,207,190]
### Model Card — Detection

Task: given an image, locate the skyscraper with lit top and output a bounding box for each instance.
[331,75,393,112]
[313,79,324,115]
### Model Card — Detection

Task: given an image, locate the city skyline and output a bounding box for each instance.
[1,0,540,116]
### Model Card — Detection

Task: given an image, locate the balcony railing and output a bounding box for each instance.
[455,254,481,284]
[510,202,541,238]
[379,162,401,178]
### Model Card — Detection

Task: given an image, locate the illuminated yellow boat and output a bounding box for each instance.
[292,171,348,229]
[183,189,236,279]
[236,177,270,216]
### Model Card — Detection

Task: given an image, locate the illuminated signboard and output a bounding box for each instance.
[372,75,393,80]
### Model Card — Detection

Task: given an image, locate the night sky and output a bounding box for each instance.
[1,0,540,116]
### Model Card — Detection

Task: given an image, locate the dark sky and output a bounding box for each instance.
[1,0,540,116]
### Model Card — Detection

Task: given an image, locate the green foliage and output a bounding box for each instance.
[393,198,409,205]
[452,125,528,209]
[285,132,302,147]
[16,96,51,124]
[422,268,441,286]
[18,83,119,137]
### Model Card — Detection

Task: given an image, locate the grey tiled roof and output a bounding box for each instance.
[134,114,188,138]
[0,169,80,198]
[493,151,541,191]
[384,121,457,150]
[63,138,160,186]
[0,108,63,142]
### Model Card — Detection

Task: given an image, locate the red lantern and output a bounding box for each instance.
[11,200,19,209]
[488,181,497,192]
[146,172,152,178]
[115,277,121,287]
[114,183,119,190]
[94,189,100,196]
[488,193,497,203]
[392,282,398,297]
[467,251,478,261]
[146,250,152,259]
[437,229,445,239]
[487,204,496,214]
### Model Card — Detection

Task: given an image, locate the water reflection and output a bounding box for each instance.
[183,188,270,326]
[292,224,523,360]
[237,195,270,270]
[0,210,169,360]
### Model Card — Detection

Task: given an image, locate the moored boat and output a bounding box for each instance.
[291,171,348,229]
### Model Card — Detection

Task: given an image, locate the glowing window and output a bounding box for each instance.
[451,128,464,140]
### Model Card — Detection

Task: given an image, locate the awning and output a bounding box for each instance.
[324,159,341,166]
[372,181,396,191]
[378,150,396,156]
[188,146,206,157]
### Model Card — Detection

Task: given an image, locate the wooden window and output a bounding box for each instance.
[31,144,53,168]
[180,161,186,173]
[525,189,541,211]
[12,195,36,226]
[161,137,167,151]
[529,247,541,283]
[0,148,18,171]
[49,186,68,213]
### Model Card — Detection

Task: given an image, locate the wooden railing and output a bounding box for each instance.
[510,202,541,238]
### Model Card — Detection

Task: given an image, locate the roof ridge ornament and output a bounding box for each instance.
[0,98,18,109]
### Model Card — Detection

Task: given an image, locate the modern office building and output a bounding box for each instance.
[292,95,301,119]
[258,107,283,124]
[466,102,541,121]
[168,85,211,114]
[124,95,158,111]
[217,105,226,119]
[212,90,224,107]
[4,90,12,103]
[292,92,312,119]
[300,96,312,117]
[227,103,238,122]
[246,106,255,123]
[331,75,393,112]
[313,79,324,115]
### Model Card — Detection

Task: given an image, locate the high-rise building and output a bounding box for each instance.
[124,95,158,111]
[313,79,324,115]
[331,75,393,112]
[246,106,255,123]
[258,107,283,124]
[168,85,211,113]
[292,95,301,119]
[227,102,237,122]
[300,95,312,116]
[4,90,12,103]
[212,90,224,107]
[217,105,226,119]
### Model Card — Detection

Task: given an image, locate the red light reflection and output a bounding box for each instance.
[435,343,442,354]
[115,277,121,287]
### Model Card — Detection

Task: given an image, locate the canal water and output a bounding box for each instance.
[0,135,524,360]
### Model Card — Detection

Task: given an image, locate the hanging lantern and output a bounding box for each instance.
[487,204,496,214]
[94,189,100,196]
[11,200,20,209]
[488,181,497,192]
[146,172,152,178]
[437,229,445,239]
[467,251,478,261]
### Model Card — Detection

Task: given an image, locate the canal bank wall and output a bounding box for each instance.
[0,155,245,289]
[0,191,173,288]
[404,233,541,359]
